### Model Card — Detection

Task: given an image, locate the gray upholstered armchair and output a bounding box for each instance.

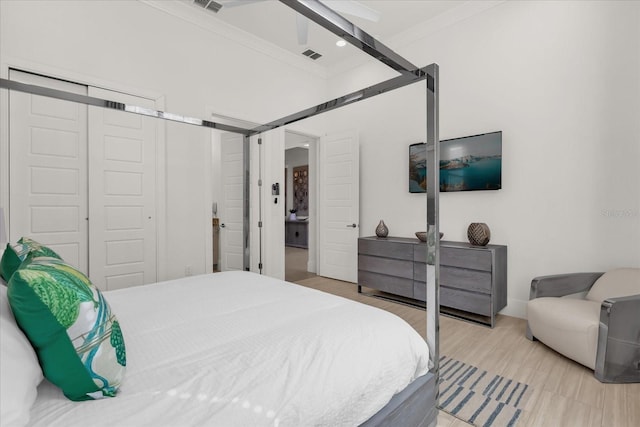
[526,268,640,383]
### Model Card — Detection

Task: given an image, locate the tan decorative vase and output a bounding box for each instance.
[467,222,491,246]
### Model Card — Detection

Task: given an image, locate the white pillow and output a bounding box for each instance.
[1,286,43,426]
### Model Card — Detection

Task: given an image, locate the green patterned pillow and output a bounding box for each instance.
[18,237,62,259]
[0,243,23,282]
[7,256,126,401]
[0,238,62,282]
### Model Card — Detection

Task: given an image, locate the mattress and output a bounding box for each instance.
[28,271,429,426]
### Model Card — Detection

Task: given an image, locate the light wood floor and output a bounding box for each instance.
[285,246,316,282]
[294,275,640,427]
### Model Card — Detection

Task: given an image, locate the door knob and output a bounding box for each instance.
[220,223,226,228]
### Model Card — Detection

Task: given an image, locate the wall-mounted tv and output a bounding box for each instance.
[409,131,502,193]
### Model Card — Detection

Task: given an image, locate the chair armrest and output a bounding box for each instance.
[595,294,640,383]
[529,272,604,300]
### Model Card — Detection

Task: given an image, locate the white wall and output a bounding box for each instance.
[323,0,640,317]
[0,0,327,280]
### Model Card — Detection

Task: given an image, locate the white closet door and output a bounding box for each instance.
[8,70,89,272]
[88,87,157,290]
[220,132,244,271]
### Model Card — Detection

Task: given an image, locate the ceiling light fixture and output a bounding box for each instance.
[336,39,347,47]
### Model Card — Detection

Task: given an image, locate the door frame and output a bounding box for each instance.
[284,129,320,275]
[0,58,167,280]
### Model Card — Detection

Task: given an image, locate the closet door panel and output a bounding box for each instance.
[88,87,157,291]
[8,70,89,272]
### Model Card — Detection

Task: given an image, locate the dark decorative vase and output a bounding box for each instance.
[467,222,491,246]
[375,220,389,238]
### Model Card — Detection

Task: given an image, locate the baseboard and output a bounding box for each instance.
[498,298,527,319]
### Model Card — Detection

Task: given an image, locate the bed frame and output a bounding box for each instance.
[362,373,437,427]
[0,2,441,425]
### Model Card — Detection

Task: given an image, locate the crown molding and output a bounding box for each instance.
[140,1,506,82]
[326,0,506,79]
[139,0,328,80]
[388,0,506,49]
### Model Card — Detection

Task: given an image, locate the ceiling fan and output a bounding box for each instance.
[193,0,381,45]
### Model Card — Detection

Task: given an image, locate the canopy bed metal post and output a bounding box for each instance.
[425,63,440,392]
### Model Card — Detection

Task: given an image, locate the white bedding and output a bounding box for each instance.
[28,271,429,426]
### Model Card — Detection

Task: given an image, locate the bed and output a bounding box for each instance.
[2,269,436,427]
[1,2,441,425]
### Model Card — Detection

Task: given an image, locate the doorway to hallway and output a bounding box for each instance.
[285,246,316,282]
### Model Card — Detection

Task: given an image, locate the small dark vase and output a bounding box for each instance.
[467,222,491,246]
[375,220,389,238]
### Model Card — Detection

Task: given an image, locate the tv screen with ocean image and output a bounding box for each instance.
[409,131,502,193]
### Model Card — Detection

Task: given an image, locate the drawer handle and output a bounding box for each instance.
[346,223,357,228]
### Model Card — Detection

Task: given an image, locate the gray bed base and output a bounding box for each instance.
[360,372,437,427]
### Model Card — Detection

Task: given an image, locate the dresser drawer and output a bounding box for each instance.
[441,286,491,317]
[440,266,492,293]
[358,238,413,260]
[414,243,427,262]
[358,255,413,279]
[358,270,414,299]
[413,281,426,302]
[441,247,492,271]
[413,261,427,282]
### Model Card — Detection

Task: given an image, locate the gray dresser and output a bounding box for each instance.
[357,236,507,327]
[285,220,308,248]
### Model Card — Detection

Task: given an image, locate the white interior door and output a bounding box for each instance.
[8,70,89,272]
[88,87,157,290]
[318,130,359,283]
[220,132,244,271]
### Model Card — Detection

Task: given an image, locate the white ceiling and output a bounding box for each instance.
[178,0,470,71]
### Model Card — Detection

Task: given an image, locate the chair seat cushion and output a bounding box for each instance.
[527,297,600,369]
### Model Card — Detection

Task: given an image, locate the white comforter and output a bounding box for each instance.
[28,271,429,426]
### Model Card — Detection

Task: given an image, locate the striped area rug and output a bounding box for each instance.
[439,356,533,427]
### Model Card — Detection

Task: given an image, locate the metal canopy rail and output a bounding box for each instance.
[0,1,435,136]
[0,65,431,136]
[251,67,430,133]
[280,0,424,77]
[0,79,253,135]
